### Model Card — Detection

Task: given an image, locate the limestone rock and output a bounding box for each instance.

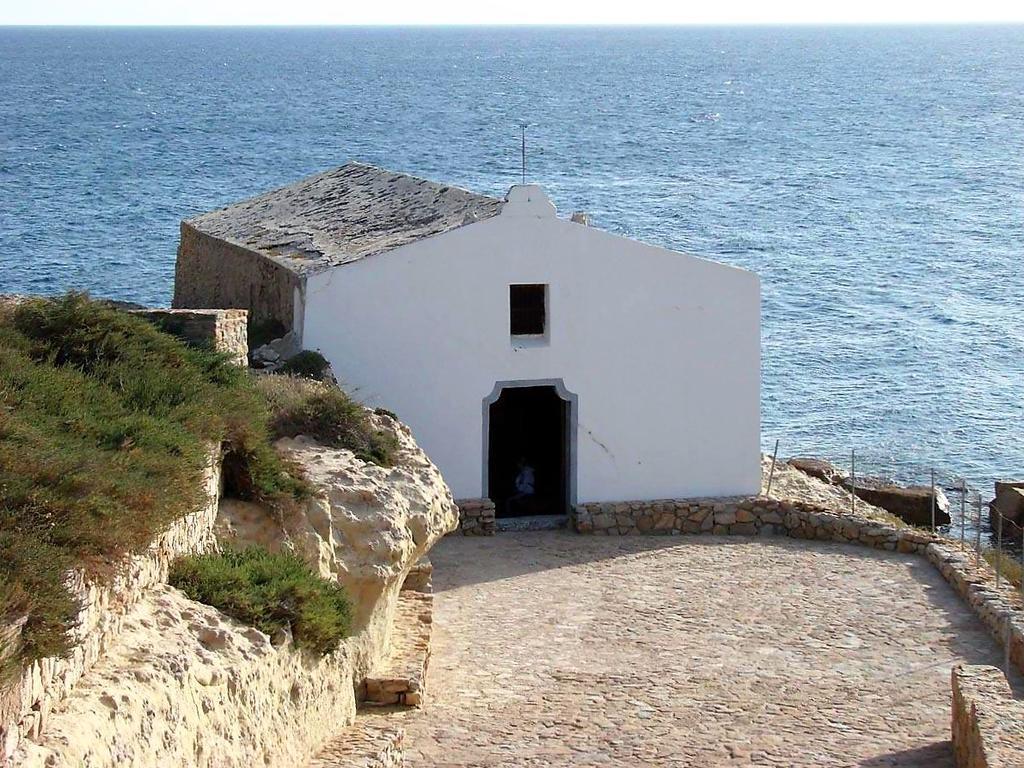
[787,457,847,485]
[991,482,1024,525]
[847,480,951,527]
[216,411,458,628]
[13,586,358,768]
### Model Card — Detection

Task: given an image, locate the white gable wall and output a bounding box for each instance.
[303,196,760,503]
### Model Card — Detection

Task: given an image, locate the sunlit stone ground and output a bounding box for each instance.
[404,532,1020,767]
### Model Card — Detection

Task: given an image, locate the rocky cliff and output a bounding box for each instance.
[11,409,458,768]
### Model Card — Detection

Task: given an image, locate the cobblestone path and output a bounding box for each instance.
[404,532,1020,767]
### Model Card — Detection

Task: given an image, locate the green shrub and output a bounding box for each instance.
[170,548,352,655]
[0,294,307,666]
[280,350,331,381]
[257,375,399,466]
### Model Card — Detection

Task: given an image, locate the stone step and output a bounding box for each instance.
[307,710,404,768]
[362,591,432,708]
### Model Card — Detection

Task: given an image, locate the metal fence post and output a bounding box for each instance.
[995,508,1003,589]
[930,468,936,532]
[850,449,856,516]
[766,439,779,497]
[960,478,966,550]
[975,493,982,567]
[1005,615,1012,678]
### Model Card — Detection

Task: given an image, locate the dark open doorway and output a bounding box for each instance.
[487,385,570,518]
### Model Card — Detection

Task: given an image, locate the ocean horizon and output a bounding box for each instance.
[1,24,1022,495]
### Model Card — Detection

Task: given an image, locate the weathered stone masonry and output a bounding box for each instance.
[174,223,302,334]
[131,308,249,367]
[455,498,495,536]
[573,496,932,549]
[952,664,1024,768]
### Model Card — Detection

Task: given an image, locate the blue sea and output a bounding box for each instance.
[1,25,1023,498]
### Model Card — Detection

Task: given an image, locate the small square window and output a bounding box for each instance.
[510,284,546,336]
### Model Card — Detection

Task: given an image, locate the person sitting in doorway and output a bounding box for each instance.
[507,457,536,516]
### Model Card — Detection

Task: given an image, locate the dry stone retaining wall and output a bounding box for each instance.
[927,544,1024,675]
[1,450,221,763]
[455,498,496,536]
[131,307,249,366]
[573,496,936,553]
[951,664,1024,768]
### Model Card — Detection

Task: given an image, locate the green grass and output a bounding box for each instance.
[257,375,398,466]
[169,547,351,655]
[0,294,307,667]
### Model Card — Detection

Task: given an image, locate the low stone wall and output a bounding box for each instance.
[132,308,249,367]
[402,558,433,593]
[573,496,936,553]
[455,498,496,536]
[928,545,1024,674]
[14,585,363,768]
[0,451,221,764]
[951,664,1024,767]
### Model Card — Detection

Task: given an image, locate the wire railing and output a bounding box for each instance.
[766,442,1024,596]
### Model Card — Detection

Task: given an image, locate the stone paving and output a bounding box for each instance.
[403,532,1022,767]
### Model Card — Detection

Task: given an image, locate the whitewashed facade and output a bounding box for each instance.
[178,164,761,510]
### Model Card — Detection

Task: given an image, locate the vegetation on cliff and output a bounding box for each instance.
[169,547,352,654]
[0,295,306,666]
[278,349,331,381]
[257,375,398,466]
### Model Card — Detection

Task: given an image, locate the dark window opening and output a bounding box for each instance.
[510,284,546,336]
[487,385,569,518]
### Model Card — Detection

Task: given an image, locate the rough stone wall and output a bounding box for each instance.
[1,450,221,764]
[455,498,495,536]
[573,496,936,552]
[951,664,1024,768]
[132,308,249,366]
[174,222,302,336]
[928,544,1024,675]
[402,558,433,593]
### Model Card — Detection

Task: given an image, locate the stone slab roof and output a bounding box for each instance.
[185,162,505,275]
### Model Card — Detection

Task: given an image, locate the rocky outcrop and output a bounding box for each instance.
[216,412,459,633]
[15,586,360,768]
[786,457,847,485]
[1,450,221,764]
[850,479,951,527]
[250,331,300,371]
[786,456,951,527]
[12,407,457,768]
[991,482,1024,525]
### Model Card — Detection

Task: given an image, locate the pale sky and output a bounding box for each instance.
[1,0,1023,26]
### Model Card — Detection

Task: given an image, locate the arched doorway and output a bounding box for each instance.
[484,381,575,518]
